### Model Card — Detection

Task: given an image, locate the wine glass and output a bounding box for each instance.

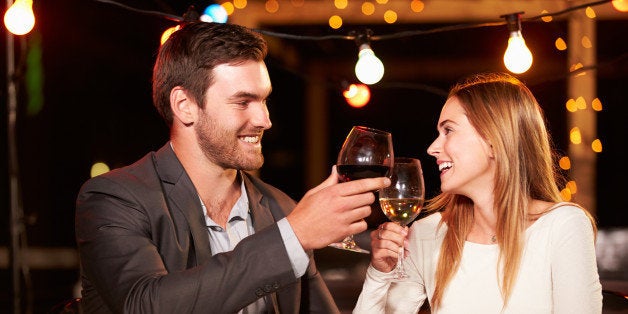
[379,157,425,279]
[330,125,394,253]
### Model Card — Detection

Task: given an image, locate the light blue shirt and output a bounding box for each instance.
[200,175,308,313]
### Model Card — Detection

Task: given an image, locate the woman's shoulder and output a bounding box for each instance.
[409,211,446,240]
[530,201,594,230]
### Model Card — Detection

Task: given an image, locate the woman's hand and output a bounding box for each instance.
[370,222,409,273]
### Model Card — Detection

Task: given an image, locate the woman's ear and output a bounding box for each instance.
[170,87,196,126]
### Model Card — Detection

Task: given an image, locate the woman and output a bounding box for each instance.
[354,72,602,313]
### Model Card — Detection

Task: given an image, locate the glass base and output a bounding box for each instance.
[328,236,370,254]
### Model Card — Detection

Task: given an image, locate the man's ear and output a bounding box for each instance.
[170,87,196,125]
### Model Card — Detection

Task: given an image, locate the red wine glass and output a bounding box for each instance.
[330,125,394,253]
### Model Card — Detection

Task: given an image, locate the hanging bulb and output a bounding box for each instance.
[4,0,35,35]
[201,4,228,23]
[355,43,384,85]
[501,12,533,74]
[343,83,371,108]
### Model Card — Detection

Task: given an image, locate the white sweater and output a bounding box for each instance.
[354,203,602,314]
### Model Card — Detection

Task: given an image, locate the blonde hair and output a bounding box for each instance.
[426,72,596,310]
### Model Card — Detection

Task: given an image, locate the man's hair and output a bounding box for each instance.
[152,22,268,126]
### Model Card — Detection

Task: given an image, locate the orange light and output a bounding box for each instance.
[612,0,628,12]
[343,83,371,108]
[160,25,181,45]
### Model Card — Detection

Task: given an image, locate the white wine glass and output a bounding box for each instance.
[379,157,425,279]
[330,125,394,253]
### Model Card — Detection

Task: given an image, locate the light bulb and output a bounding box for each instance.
[4,0,35,35]
[200,4,228,23]
[501,13,532,74]
[503,31,533,74]
[355,43,384,85]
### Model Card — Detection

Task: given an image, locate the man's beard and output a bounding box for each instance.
[194,116,265,171]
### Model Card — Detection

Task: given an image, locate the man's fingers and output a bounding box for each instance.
[336,177,390,196]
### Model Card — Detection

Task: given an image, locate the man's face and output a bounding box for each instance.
[195,60,272,171]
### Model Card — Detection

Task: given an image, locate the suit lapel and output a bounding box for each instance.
[153,143,213,265]
[242,173,276,231]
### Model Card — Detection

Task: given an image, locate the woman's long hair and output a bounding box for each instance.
[426,72,594,310]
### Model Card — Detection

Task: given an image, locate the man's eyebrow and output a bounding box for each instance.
[229,89,272,100]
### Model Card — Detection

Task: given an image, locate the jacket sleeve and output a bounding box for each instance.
[76,174,298,313]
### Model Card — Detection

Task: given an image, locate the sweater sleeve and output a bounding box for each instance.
[353,265,425,314]
[550,207,602,314]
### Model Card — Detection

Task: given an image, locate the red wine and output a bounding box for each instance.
[337,165,390,182]
[337,164,391,229]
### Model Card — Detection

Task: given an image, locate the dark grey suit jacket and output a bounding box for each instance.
[75,143,338,313]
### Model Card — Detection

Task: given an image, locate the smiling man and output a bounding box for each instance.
[75,22,390,314]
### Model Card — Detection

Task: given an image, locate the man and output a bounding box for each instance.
[75,22,389,313]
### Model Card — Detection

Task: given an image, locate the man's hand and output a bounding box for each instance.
[287,166,390,250]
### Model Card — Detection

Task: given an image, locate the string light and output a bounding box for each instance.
[343,83,371,107]
[501,12,533,74]
[3,0,35,35]
[613,0,628,11]
[354,30,385,85]
[201,3,228,23]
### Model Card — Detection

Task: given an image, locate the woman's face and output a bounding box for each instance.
[427,97,496,199]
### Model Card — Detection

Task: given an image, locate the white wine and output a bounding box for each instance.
[379,197,423,226]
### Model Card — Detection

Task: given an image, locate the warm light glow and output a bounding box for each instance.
[383,10,397,24]
[335,0,347,9]
[329,15,342,29]
[376,0,388,3]
[223,2,235,15]
[576,96,586,110]
[503,31,533,74]
[570,127,582,144]
[612,0,628,12]
[555,37,567,51]
[233,0,247,9]
[592,98,603,111]
[4,0,35,35]
[566,98,577,112]
[362,2,375,15]
[343,83,371,108]
[592,139,603,153]
[560,188,572,201]
[201,4,228,23]
[91,162,111,178]
[585,7,596,18]
[265,0,279,13]
[581,36,592,48]
[411,0,424,12]
[355,43,385,85]
[566,181,578,194]
[559,156,571,170]
[160,25,181,45]
[540,10,552,22]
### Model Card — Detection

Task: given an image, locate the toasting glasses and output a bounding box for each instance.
[329,125,394,253]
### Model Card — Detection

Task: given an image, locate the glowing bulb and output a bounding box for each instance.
[503,31,533,74]
[201,4,228,23]
[343,83,371,107]
[355,44,384,85]
[4,0,35,35]
[613,0,628,12]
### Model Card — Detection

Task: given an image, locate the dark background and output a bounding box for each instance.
[1,0,627,312]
